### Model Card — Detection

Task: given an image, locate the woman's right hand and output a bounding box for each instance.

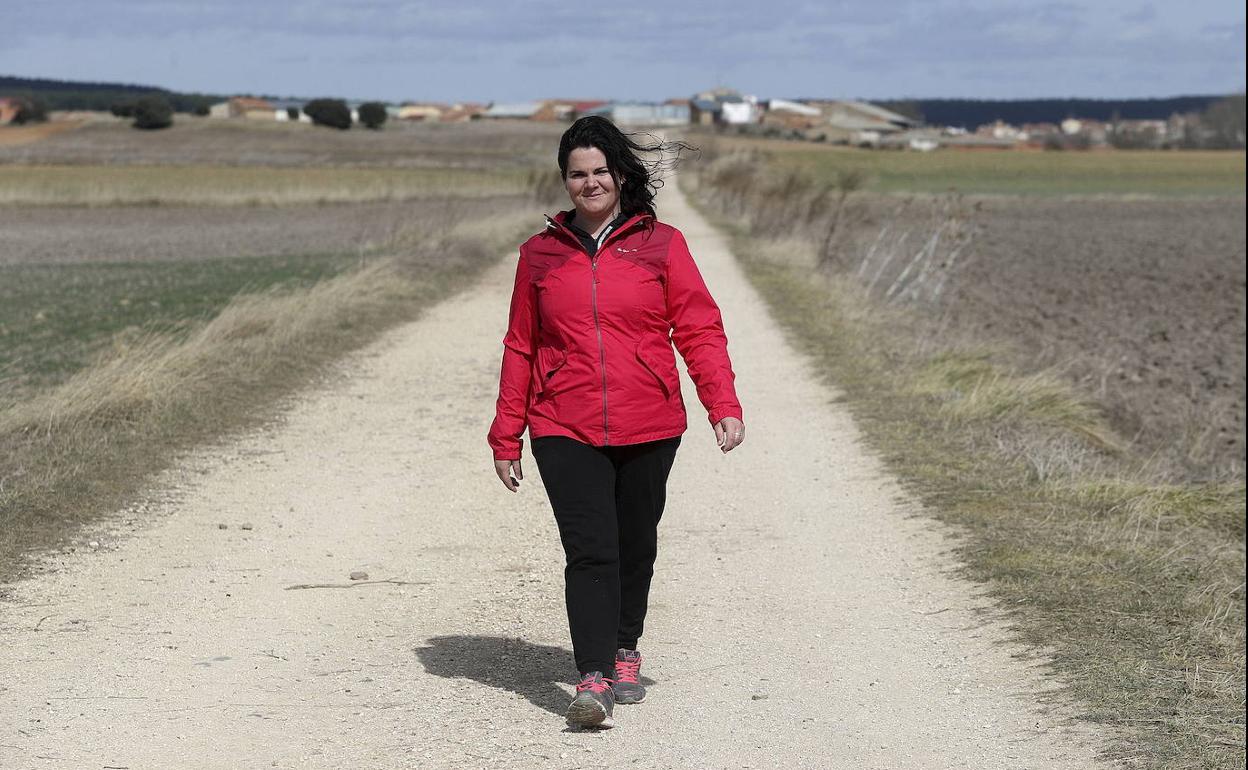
[494,459,523,492]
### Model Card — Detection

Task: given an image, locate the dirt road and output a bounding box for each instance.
[0,187,1111,769]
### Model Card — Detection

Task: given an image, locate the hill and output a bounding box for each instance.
[870,96,1226,128]
[1,74,224,113]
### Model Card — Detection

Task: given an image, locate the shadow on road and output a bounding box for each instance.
[415,635,576,717]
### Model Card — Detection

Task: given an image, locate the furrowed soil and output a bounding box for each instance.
[0,182,1116,769]
[962,197,1244,476]
[866,195,1245,479]
[0,196,527,266]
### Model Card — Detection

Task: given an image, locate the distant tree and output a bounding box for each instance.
[286,106,300,121]
[1202,93,1246,149]
[358,101,388,130]
[131,95,173,130]
[10,96,49,124]
[1109,125,1159,150]
[304,98,352,129]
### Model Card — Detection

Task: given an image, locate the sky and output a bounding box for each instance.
[2,1,1244,103]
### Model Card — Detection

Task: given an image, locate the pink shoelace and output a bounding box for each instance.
[614,655,642,684]
[576,674,614,694]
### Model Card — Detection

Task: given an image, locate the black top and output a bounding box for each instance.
[564,211,631,257]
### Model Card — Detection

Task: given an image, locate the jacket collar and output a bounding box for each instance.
[544,209,652,249]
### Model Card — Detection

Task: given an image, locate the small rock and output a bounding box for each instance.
[88,541,100,550]
[240,522,254,531]
[217,523,228,530]
[349,571,369,581]
[751,693,769,701]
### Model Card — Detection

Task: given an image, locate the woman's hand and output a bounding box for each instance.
[494,459,524,492]
[714,417,745,454]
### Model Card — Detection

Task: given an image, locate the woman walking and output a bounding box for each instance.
[487,116,744,729]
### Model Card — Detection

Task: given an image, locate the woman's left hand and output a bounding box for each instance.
[714,417,745,454]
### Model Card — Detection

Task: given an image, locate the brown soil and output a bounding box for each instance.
[912,196,1245,479]
[0,118,563,168]
[0,196,529,266]
[0,120,85,146]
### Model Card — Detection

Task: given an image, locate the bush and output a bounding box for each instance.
[131,96,173,130]
[286,106,300,121]
[10,96,49,124]
[358,101,388,130]
[304,98,351,130]
[193,104,210,117]
[110,101,135,118]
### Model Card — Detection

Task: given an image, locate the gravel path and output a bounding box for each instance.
[0,186,1112,769]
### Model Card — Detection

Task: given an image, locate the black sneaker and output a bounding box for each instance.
[566,671,615,729]
[612,649,646,704]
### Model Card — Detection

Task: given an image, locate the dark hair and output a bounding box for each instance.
[557,116,695,217]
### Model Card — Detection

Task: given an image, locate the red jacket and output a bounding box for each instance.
[488,210,742,460]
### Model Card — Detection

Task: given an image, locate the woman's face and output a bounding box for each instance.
[564,146,620,222]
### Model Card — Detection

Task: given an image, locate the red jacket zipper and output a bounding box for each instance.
[546,213,649,445]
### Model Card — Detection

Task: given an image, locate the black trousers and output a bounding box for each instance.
[531,435,681,675]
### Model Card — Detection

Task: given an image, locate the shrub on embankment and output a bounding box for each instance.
[681,154,1245,769]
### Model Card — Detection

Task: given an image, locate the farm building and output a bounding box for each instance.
[533,100,575,121]
[208,97,277,120]
[805,100,917,145]
[690,88,759,125]
[482,102,542,120]
[270,99,311,123]
[580,102,690,126]
[0,97,21,123]
[398,103,447,121]
[761,99,822,131]
[441,103,487,122]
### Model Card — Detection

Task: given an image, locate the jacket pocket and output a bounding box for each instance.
[534,346,567,398]
[636,341,678,400]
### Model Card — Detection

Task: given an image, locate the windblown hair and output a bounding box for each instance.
[556,116,696,217]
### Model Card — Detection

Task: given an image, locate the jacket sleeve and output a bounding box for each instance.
[665,229,743,426]
[487,253,537,460]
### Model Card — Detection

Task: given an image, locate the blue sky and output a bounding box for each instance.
[3,1,1244,102]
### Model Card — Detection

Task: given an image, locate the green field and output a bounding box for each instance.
[0,253,356,401]
[707,136,1246,196]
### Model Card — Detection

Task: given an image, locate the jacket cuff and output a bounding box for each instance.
[708,406,743,425]
[492,438,524,462]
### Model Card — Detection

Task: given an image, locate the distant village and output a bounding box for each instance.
[1,86,1226,150]
[193,87,1205,151]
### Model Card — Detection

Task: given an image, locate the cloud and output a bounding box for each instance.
[2,0,1243,99]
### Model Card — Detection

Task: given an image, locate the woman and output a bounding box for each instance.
[487,116,744,729]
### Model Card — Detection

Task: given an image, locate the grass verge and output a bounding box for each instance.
[691,133,1246,197]
[1,252,356,398]
[683,180,1246,768]
[0,210,534,588]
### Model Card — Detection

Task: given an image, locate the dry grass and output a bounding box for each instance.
[0,120,87,146]
[0,164,531,206]
[0,206,535,586]
[682,167,1246,769]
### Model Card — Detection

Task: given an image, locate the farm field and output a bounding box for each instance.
[695,130,1247,197]
[0,118,559,583]
[0,116,563,168]
[857,193,1245,479]
[0,164,532,206]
